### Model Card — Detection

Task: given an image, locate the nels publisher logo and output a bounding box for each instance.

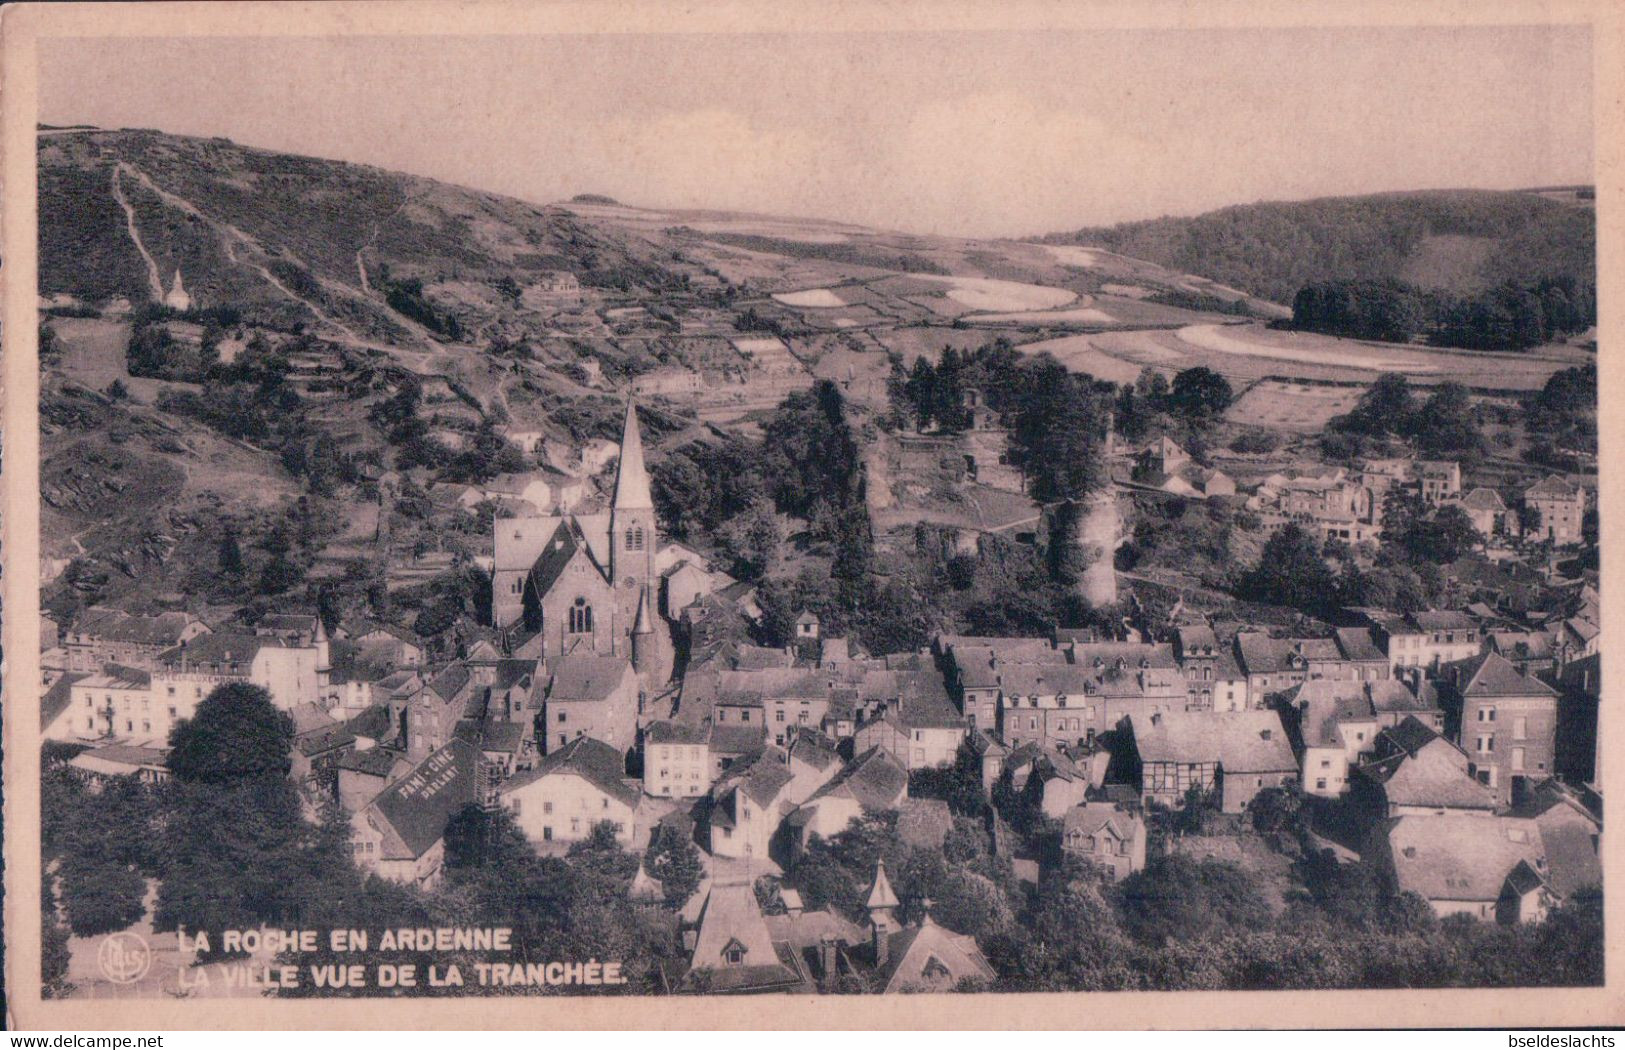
[98,931,152,984]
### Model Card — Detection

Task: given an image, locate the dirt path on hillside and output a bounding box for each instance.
[110,166,164,301]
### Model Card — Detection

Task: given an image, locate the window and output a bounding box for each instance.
[1320,759,1331,769]
[725,947,745,966]
[776,710,785,723]
[1511,747,1526,772]
[1477,735,1494,754]
[570,818,581,833]
[1514,716,1528,741]
[568,598,593,634]
[512,799,522,815]
[557,711,567,723]
[626,527,645,552]
[601,797,609,809]
[543,801,553,814]
[543,827,553,841]
[1316,779,1327,790]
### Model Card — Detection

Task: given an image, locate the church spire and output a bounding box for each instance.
[612,395,653,511]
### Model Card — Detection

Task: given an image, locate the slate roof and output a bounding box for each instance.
[368,738,480,859]
[296,720,358,758]
[1489,630,1556,661]
[874,918,995,992]
[1358,720,1497,811]
[1443,652,1558,699]
[1461,488,1508,512]
[70,608,200,647]
[156,632,271,671]
[42,672,89,730]
[646,720,711,746]
[1131,710,1295,773]
[709,723,767,757]
[787,727,841,772]
[804,747,908,813]
[1383,815,1545,902]
[684,881,803,992]
[1175,624,1219,655]
[1411,610,1477,632]
[1063,802,1143,845]
[1534,804,1602,898]
[1333,627,1386,663]
[1289,680,1377,748]
[345,702,397,743]
[525,519,603,599]
[1525,475,1581,499]
[548,654,633,702]
[428,665,473,705]
[500,735,639,808]
[1366,679,1440,717]
[336,745,407,778]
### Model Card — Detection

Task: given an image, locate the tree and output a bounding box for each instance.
[58,854,147,936]
[1411,382,1485,461]
[1335,372,1415,436]
[167,682,294,784]
[645,822,704,909]
[218,529,245,578]
[1236,523,1337,613]
[1166,367,1233,420]
[1115,854,1272,946]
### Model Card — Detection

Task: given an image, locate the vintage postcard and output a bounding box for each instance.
[3,0,1622,1031]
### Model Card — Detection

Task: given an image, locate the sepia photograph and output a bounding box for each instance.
[2,0,1619,1031]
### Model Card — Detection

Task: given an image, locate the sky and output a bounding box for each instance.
[40,26,1594,238]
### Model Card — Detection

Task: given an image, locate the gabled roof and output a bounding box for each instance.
[1063,802,1142,844]
[336,745,407,778]
[875,918,995,992]
[1383,815,1545,902]
[1460,488,1508,513]
[1443,651,1558,699]
[70,607,201,647]
[1333,626,1386,663]
[646,720,711,746]
[1410,610,1476,632]
[525,519,605,600]
[502,735,638,807]
[1525,475,1581,499]
[548,654,634,702]
[804,747,908,813]
[1288,680,1377,749]
[156,632,271,671]
[1131,710,1295,773]
[427,665,473,706]
[687,881,798,990]
[369,738,480,860]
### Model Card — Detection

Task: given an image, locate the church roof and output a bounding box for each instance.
[612,398,653,511]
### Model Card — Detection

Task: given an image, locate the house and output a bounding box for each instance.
[859,861,995,993]
[352,738,480,886]
[335,743,413,814]
[403,665,478,761]
[965,728,1009,792]
[853,690,966,771]
[1365,677,1446,733]
[1061,803,1146,881]
[709,749,794,860]
[66,665,155,743]
[785,747,909,855]
[1514,781,1602,903]
[41,672,89,741]
[64,608,210,673]
[644,721,712,798]
[1437,652,1559,807]
[349,621,424,668]
[1458,488,1508,538]
[1367,815,1555,923]
[1006,743,1107,817]
[1367,609,1482,672]
[998,643,1184,749]
[1487,630,1557,676]
[1350,716,1498,822]
[1284,680,1380,797]
[1417,460,1462,503]
[152,631,325,713]
[669,880,812,995]
[543,653,640,756]
[68,743,171,785]
[1136,436,1190,479]
[1523,475,1586,545]
[498,736,640,848]
[1131,709,1296,813]
[1332,626,1392,682]
[1175,625,1247,710]
[1233,633,1342,700]
[783,727,845,806]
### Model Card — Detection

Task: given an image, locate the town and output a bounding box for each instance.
[34,126,1600,998]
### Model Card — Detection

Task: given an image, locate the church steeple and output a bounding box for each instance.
[612,396,653,511]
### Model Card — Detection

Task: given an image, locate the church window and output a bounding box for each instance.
[626,527,645,552]
[569,599,593,634]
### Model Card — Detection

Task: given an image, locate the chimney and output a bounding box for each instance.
[818,933,838,979]
[872,917,891,969]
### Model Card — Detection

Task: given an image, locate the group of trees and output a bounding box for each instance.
[1326,374,1486,463]
[1292,275,1595,352]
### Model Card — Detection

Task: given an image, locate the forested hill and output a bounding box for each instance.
[1043,190,1595,304]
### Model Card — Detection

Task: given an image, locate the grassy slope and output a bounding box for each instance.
[1045,190,1596,304]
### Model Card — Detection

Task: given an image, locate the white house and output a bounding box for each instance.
[499,736,639,848]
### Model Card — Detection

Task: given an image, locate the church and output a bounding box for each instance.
[492,399,672,685]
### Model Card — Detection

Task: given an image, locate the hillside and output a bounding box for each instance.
[1043,190,1596,303]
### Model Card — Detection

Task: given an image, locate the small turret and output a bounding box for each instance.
[865,859,900,967]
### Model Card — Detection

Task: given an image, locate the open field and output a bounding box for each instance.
[49,316,131,390]
[909,273,1077,312]
[1039,244,1103,268]
[1225,379,1365,432]
[1177,323,1442,374]
[772,287,847,308]
[970,306,1118,325]
[1016,333,1151,384]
